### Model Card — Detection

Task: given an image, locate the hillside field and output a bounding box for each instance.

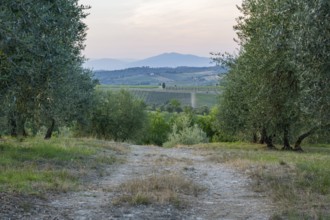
[97,85,219,108]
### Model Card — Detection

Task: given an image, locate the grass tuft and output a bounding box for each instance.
[113,173,204,208]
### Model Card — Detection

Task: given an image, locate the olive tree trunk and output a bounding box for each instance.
[44,118,55,140]
[282,126,292,150]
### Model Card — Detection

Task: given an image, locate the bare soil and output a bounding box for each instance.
[1,144,274,219]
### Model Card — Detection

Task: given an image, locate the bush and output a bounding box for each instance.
[142,111,171,146]
[164,114,208,147]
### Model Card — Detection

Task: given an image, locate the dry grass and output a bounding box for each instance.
[153,154,193,166]
[197,142,330,219]
[113,172,204,208]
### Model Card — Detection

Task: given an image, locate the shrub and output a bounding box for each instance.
[164,114,208,147]
[143,111,171,146]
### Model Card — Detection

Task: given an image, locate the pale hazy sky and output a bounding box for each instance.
[79,0,242,59]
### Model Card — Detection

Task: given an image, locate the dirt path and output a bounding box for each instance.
[31,145,273,219]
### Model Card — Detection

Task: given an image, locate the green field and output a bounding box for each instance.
[195,93,218,108]
[131,90,192,106]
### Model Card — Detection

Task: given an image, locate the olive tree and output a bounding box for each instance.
[216,0,329,150]
[86,90,147,142]
[0,0,95,138]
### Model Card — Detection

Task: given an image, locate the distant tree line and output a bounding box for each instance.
[213,0,330,151]
[95,66,225,75]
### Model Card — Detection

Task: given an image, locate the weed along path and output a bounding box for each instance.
[31,144,273,219]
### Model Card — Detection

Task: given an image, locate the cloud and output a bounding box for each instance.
[122,0,236,39]
[125,1,219,29]
[79,0,242,58]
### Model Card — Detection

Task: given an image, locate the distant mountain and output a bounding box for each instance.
[128,53,214,68]
[83,53,214,70]
[83,58,127,71]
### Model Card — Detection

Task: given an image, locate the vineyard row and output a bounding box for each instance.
[130,90,192,106]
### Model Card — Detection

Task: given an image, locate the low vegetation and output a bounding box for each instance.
[164,114,208,148]
[113,173,204,208]
[197,142,330,219]
[0,137,123,195]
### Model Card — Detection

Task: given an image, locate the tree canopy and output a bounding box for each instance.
[0,0,96,138]
[215,0,330,150]
[80,90,147,142]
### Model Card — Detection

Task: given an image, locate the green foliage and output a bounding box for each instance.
[143,111,171,146]
[215,0,330,149]
[196,107,217,138]
[165,99,183,113]
[0,0,95,138]
[195,107,237,142]
[141,109,219,146]
[80,90,147,142]
[164,113,208,147]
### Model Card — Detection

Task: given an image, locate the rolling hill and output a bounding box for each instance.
[128,52,213,68]
[84,52,214,70]
[94,66,226,86]
[83,58,127,70]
